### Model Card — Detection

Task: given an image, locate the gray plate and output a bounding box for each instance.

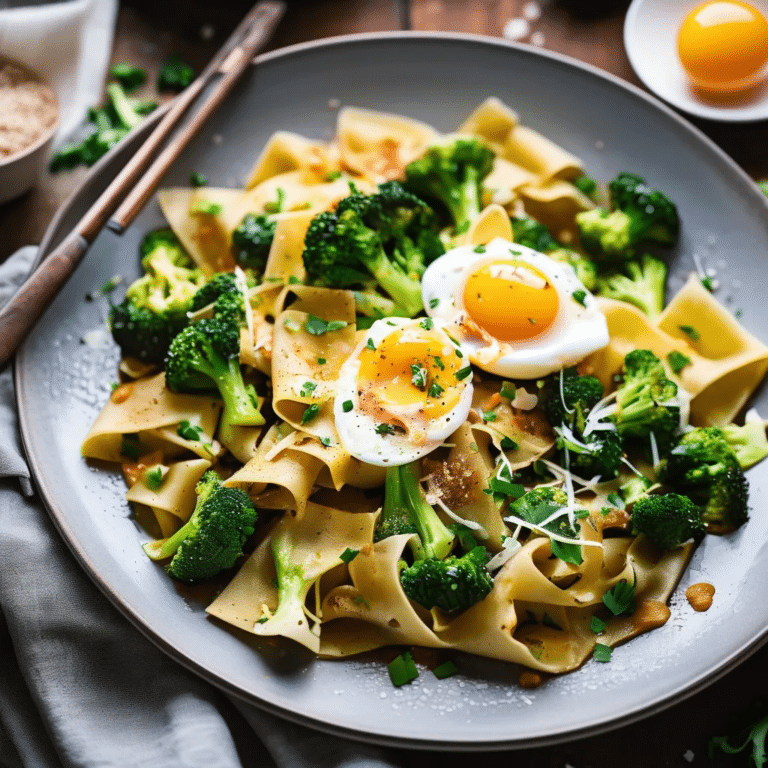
[15,32,768,751]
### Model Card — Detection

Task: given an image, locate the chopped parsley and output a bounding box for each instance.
[482,410,498,422]
[678,324,701,341]
[455,365,473,381]
[419,317,434,330]
[340,547,359,564]
[667,350,692,374]
[190,199,222,216]
[320,436,332,447]
[264,187,285,214]
[593,643,612,663]
[301,403,320,424]
[366,337,376,350]
[410,364,428,390]
[429,297,440,309]
[388,651,419,686]
[473,244,487,253]
[375,423,396,435]
[486,476,526,500]
[432,660,459,680]
[572,289,587,307]
[177,420,204,441]
[143,466,165,490]
[189,172,208,187]
[120,437,139,461]
[590,616,606,634]
[300,381,317,398]
[317,357,327,365]
[342,400,354,413]
[305,315,348,335]
[325,170,342,181]
[428,381,444,398]
[432,356,445,371]
[500,436,518,451]
[500,381,516,400]
[602,579,636,616]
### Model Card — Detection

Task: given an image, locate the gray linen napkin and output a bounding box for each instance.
[0,247,404,768]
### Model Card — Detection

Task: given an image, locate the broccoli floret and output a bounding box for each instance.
[165,314,264,427]
[594,253,668,319]
[231,213,276,276]
[302,182,443,317]
[576,172,679,260]
[657,427,749,534]
[721,414,768,469]
[507,487,583,564]
[511,216,559,252]
[50,82,153,171]
[542,368,605,434]
[555,427,624,481]
[157,54,195,92]
[619,474,653,506]
[630,493,704,549]
[108,229,204,364]
[143,470,257,584]
[403,135,495,233]
[399,546,494,613]
[109,63,146,91]
[548,247,599,292]
[190,272,240,313]
[612,349,681,456]
[380,462,493,613]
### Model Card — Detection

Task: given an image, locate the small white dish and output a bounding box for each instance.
[625,0,768,122]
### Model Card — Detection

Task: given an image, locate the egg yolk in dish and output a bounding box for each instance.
[462,259,559,342]
[677,0,768,92]
[356,327,463,423]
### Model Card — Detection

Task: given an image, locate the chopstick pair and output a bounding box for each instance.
[0,0,286,370]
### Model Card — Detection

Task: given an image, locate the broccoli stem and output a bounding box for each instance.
[355,238,424,317]
[214,356,264,427]
[106,83,143,130]
[446,169,483,232]
[398,462,454,561]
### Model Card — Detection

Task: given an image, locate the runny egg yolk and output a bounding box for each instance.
[356,329,463,424]
[462,259,559,342]
[678,1,768,92]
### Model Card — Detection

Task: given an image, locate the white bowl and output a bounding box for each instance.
[0,57,59,204]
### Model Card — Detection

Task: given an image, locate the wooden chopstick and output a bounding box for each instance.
[0,0,285,371]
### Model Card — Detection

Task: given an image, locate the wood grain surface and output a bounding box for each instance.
[1,1,765,765]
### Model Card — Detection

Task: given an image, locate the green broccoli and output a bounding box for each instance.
[143,470,257,584]
[109,63,147,91]
[612,349,681,456]
[507,487,583,564]
[157,54,195,92]
[302,181,444,317]
[576,172,679,260]
[50,81,154,171]
[619,474,653,506]
[656,427,749,534]
[165,311,264,427]
[399,546,494,613]
[542,368,605,435]
[542,369,622,480]
[594,253,668,319]
[190,272,241,315]
[630,493,704,549]
[403,135,495,233]
[721,414,768,469]
[231,213,276,276]
[108,229,204,364]
[380,462,493,613]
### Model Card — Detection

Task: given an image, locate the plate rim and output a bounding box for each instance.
[16,30,768,751]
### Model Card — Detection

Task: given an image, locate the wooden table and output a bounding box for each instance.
[2,1,765,764]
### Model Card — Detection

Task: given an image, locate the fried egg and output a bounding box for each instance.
[421,237,609,379]
[333,317,473,466]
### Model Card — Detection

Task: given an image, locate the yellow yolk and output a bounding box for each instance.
[356,330,463,422]
[678,1,768,92]
[462,259,559,342]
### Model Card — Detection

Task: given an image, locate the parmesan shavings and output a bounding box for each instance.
[486,535,522,571]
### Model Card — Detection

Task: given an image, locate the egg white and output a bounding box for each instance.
[333,318,474,466]
[421,237,609,379]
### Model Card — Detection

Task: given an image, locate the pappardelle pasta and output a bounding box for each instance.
[83,98,768,683]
